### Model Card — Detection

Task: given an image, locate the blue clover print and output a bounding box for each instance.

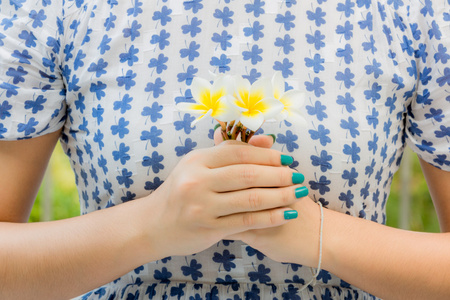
[142,151,165,174]
[152,5,172,26]
[214,7,234,27]
[182,17,202,37]
[175,138,197,156]
[17,117,38,136]
[277,130,299,152]
[112,143,131,165]
[111,117,129,138]
[309,175,331,195]
[245,0,264,18]
[248,264,271,284]
[142,102,163,123]
[120,45,139,66]
[212,250,236,272]
[243,21,264,41]
[181,259,203,281]
[116,168,133,188]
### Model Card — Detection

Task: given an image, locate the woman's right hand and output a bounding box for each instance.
[143,140,307,258]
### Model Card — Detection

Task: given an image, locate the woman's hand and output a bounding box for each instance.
[144,141,306,258]
[228,198,322,267]
[213,128,321,267]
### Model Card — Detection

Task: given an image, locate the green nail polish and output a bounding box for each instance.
[284,210,298,220]
[266,134,276,143]
[292,173,305,184]
[281,155,293,166]
[214,123,221,131]
[295,186,309,198]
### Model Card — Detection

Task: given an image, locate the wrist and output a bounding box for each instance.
[114,195,167,265]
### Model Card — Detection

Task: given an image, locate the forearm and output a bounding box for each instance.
[322,208,450,299]
[0,198,156,300]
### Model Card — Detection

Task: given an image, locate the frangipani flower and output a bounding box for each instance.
[272,72,307,126]
[231,76,284,131]
[176,75,239,125]
[176,72,307,143]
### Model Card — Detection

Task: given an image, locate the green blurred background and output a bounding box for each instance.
[29,142,440,233]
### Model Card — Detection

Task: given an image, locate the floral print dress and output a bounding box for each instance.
[1,0,449,299]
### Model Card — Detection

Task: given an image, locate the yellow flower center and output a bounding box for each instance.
[192,87,226,114]
[238,87,267,117]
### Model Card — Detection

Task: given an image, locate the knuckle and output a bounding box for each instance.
[185,204,204,220]
[178,176,201,194]
[235,147,252,163]
[247,190,262,210]
[242,213,255,228]
[269,151,280,166]
[269,210,277,226]
[277,169,289,186]
[280,188,291,206]
[182,149,202,164]
[240,166,257,185]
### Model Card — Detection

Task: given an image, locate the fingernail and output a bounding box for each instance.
[284,210,298,220]
[214,123,221,131]
[281,155,293,166]
[292,173,305,184]
[295,186,309,198]
[266,134,276,143]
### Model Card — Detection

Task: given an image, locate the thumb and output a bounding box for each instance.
[248,134,276,149]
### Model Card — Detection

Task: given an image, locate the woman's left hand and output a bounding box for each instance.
[229,197,322,268]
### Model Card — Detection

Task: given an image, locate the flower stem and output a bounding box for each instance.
[231,122,243,140]
[219,121,228,140]
[246,130,255,143]
[227,120,235,132]
[241,126,248,143]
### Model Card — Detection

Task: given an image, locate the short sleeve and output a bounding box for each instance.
[0,0,66,140]
[405,2,450,171]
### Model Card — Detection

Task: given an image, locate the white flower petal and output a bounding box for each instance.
[212,74,235,97]
[190,77,212,104]
[234,76,251,102]
[250,78,273,101]
[176,102,206,114]
[279,89,305,109]
[212,95,241,122]
[239,111,265,132]
[275,110,289,121]
[285,109,307,127]
[230,98,248,113]
[191,109,212,126]
[257,97,285,120]
[271,71,285,100]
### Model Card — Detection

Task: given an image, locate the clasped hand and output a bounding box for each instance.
[145,137,306,259]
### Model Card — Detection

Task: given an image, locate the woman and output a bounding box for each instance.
[0,0,449,299]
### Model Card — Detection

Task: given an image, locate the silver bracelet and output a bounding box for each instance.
[298,200,324,292]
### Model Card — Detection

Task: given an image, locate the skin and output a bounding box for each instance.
[220,131,450,300]
[0,130,301,299]
[0,128,448,299]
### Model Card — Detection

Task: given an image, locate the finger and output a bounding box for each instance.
[208,164,304,192]
[248,134,275,149]
[213,185,308,217]
[204,143,293,168]
[217,208,298,236]
[214,124,226,145]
